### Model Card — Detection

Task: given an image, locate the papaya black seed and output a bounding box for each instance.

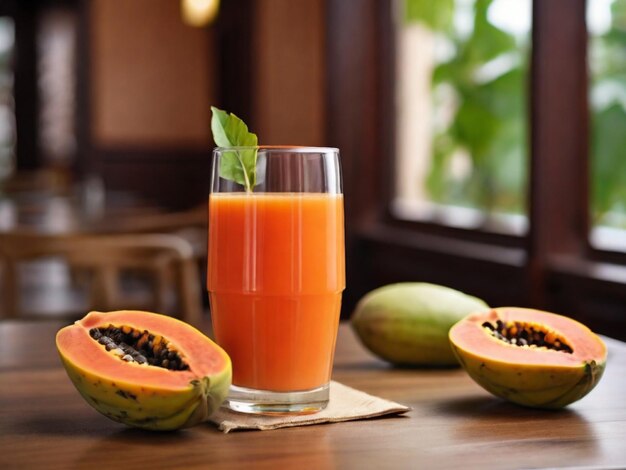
[90,325,189,369]
[484,321,574,353]
[90,329,102,340]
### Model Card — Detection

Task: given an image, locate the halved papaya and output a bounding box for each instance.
[449,308,607,409]
[56,310,231,430]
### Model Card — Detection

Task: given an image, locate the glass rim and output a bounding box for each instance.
[213,145,339,153]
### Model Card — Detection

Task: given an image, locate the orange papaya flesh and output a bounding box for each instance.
[56,310,232,430]
[449,308,606,409]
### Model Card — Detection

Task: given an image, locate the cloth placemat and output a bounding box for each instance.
[209,381,410,433]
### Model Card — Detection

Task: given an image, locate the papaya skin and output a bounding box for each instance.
[351,283,488,367]
[56,311,232,431]
[60,356,231,430]
[449,308,607,409]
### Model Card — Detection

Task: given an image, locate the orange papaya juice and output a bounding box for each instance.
[207,193,345,391]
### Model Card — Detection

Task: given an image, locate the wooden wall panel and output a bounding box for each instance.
[89,0,214,147]
[253,0,326,146]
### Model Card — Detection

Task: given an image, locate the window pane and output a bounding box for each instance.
[588,0,626,252]
[37,8,78,167]
[394,0,530,234]
[0,17,15,181]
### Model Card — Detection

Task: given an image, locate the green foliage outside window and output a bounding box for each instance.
[406,0,528,215]
[590,0,626,228]
[405,0,626,228]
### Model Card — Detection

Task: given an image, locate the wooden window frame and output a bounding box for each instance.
[327,0,626,339]
[0,1,40,170]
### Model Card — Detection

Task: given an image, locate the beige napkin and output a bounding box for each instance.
[209,381,410,433]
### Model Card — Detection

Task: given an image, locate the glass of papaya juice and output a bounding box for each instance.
[208,146,345,414]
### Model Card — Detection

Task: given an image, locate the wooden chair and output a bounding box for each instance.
[0,231,203,326]
[108,204,208,258]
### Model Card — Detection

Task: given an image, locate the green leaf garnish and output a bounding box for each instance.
[211,106,259,192]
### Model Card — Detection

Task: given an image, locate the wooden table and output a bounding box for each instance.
[0,188,164,235]
[1,319,625,469]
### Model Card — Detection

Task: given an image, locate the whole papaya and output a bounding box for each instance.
[351,283,487,366]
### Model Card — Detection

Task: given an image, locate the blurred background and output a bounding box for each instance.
[0,0,624,338]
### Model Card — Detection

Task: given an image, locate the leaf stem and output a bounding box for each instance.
[236,150,252,193]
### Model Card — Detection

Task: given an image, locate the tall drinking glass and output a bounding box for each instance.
[208,146,345,414]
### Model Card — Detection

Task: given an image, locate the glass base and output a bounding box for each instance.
[223,383,330,415]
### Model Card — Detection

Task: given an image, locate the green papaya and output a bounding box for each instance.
[351,283,488,366]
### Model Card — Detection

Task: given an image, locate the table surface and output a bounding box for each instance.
[0,191,165,235]
[1,319,625,470]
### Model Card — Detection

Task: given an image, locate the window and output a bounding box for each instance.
[394,0,531,235]
[588,0,626,252]
[0,2,79,179]
[326,0,626,338]
[37,8,78,168]
[0,16,15,181]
